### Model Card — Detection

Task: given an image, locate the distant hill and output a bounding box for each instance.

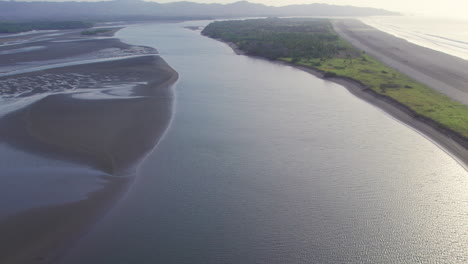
[0,0,398,21]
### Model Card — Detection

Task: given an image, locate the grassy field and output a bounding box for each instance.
[202,18,468,138]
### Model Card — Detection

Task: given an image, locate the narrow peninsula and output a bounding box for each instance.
[202,18,468,167]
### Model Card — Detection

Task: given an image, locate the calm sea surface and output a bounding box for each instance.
[61,21,467,263]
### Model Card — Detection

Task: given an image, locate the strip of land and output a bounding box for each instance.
[333,19,468,105]
[290,64,468,170]
[202,18,468,169]
[0,27,178,263]
[330,19,468,167]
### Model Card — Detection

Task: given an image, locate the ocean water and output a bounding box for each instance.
[361,16,468,60]
[61,21,467,263]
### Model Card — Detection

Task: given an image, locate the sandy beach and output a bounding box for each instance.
[0,27,178,263]
[330,19,468,168]
[332,19,468,105]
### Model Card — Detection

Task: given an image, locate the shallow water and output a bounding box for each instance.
[61,21,467,263]
[0,143,107,218]
[0,35,160,220]
[0,46,45,55]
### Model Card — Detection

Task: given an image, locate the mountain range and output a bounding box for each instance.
[0,0,398,21]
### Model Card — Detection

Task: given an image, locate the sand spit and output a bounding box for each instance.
[1,55,178,176]
[215,22,468,169]
[273,61,468,170]
[332,19,468,105]
[330,19,468,168]
[0,26,178,263]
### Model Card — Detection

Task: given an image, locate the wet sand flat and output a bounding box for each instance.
[1,55,177,175]
[0,26,178,263]
[0,27,157,77]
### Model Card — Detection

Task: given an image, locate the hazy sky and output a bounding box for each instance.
[149,0,468,18]
[15,0,468,18]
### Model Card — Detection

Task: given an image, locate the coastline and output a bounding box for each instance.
[280,62,468,171]
[0,26,178,263]
[332,19,468,105]
[214,30,468,171]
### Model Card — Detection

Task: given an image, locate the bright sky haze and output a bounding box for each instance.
[149,0,468,18]
[14,0,468,18]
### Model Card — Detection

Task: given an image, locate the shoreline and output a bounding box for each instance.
[281,62,468,171]
[1,55,178,176]
[215,35,468,171]
[0,26,179,263]
[332,19,468,105]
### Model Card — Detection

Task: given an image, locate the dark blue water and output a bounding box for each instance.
[61,21,467,264]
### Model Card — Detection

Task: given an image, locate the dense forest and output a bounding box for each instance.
[202,18,357,60]
[0,21,93,33]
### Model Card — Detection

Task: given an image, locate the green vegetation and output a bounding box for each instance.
[81,28,112,35]
[202,18,468,138]
[202,18,355,60]
[0,21,93,33]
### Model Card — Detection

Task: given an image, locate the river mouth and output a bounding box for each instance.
[59,21,468,264]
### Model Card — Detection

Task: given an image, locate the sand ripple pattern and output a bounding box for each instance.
[71,46,157,61]
[0,72,141,98]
